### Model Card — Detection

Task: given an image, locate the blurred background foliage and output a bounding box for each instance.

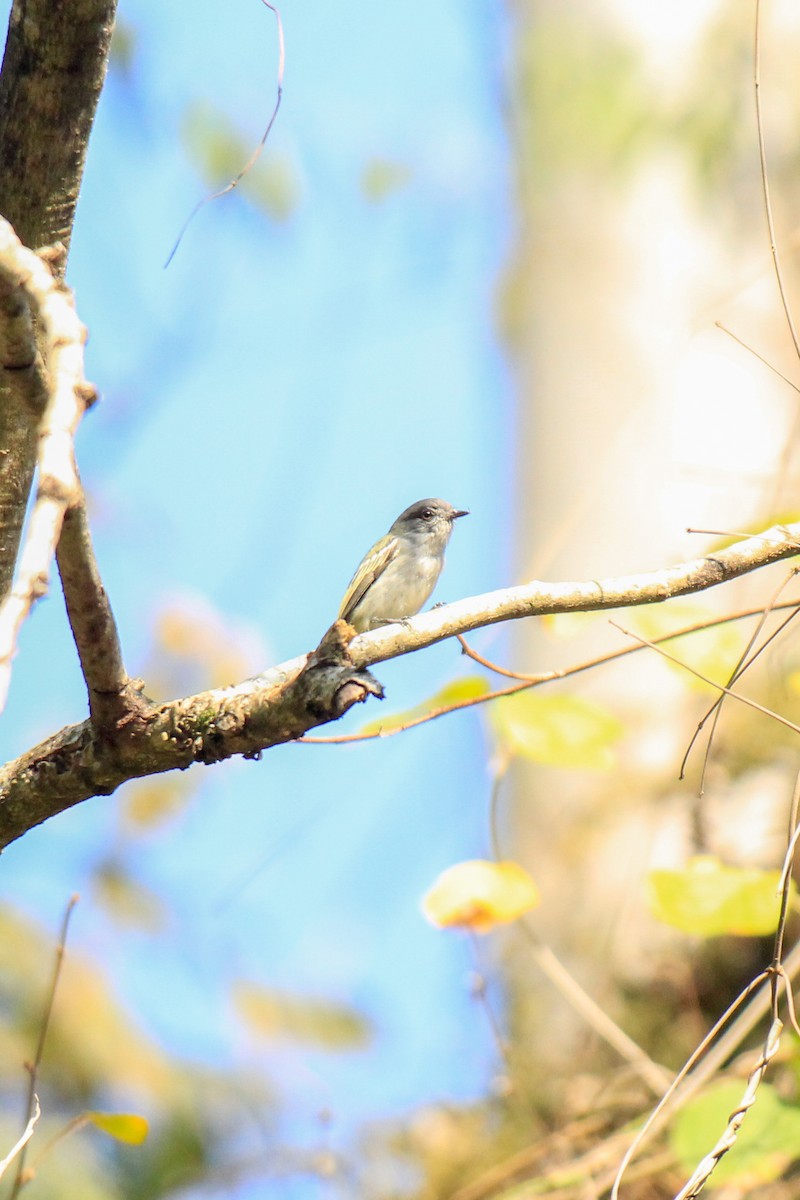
[4,1,800,1198]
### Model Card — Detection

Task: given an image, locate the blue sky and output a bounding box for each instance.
[0,0,514,1189]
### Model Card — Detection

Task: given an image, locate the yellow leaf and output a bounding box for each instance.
[421,860,539,934]
[540,611,596,640]
[359,676,490,736]
[233,983,372,1050]
[86,1111,149,1145]
[92,862,166,932]
[121,777,194,831]
[647,856,793,937]
[489,692,622,769]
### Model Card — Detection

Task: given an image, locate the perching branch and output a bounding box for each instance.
[1,522,799,849]
[347,521,800,669]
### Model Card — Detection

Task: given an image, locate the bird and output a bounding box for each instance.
[337,498,468,633]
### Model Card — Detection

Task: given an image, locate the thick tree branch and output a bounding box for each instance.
[0,221,97,713]
[56,491,143,728]
[0,0,117,256]
[0,269,48,600]
[0,624,383,849]
[1,523,798,849]
[0,0,117,602]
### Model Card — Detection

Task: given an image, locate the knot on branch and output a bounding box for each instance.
[166,703,240,766]
[90,677,155,740]
[305,619,384,718]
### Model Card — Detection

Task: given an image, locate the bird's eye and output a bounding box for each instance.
[421,508,433,521]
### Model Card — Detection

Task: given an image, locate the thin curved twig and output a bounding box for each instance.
[10,895,79,1198]
[680,570,800,787]
[610,620,800,738]
[754,0,800,362]
[165,0,285,266]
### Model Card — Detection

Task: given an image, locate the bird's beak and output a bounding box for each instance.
[452,509,469,520]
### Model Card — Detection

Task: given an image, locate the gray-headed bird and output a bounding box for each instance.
[338,498,468,633]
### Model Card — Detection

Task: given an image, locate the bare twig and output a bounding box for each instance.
[672,1019,783,1200]
[614,757,800,1200]
[0,1098,40,1182]
[754,0,800,363]
[668,764,800,1199]
[10,895,79,1199]
[165,0,286,266]
[525,927,673,1099]
[610,621,800,738]
[715,321,800,395]
[484,754,673,1097]
[609,969,771,1200]
[679,571,800,788]
[0,220,96,715]
[457,634,539,680]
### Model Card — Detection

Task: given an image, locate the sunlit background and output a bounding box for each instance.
[3,0,800,1196]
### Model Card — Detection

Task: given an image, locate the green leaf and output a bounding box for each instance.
[233,983,372,1051]
[489,692,623,769]
[361,158,414,202]
[86,1111,149,1145]
[181,101,298,221]
[647,856,793,937]
[92,860,167,932]
[358,676,491,736]
[671,1081,800,1187]
[109,20,137,77]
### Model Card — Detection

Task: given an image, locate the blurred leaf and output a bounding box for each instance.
[92,862,168,932]
[673,12,763,195]
[647,856,793,937]
[520,17,653,179]
[234,982,372,1051]
[422,861,539,934]
[109,20,137,77]
[540,611,597,640]
[181,101,298,221]
[361,158,413,202]
[121,777,195,833]
[244,158,299,221]
[671,1081,800,1186]
[86,1111,149,1145]
[489,692,622,769]
[147,593,265,696]
[0,907,188,1104]
[359,676,490,736]
[632,601,746,692]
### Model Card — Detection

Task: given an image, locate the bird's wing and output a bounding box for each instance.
[338,535,399,623]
